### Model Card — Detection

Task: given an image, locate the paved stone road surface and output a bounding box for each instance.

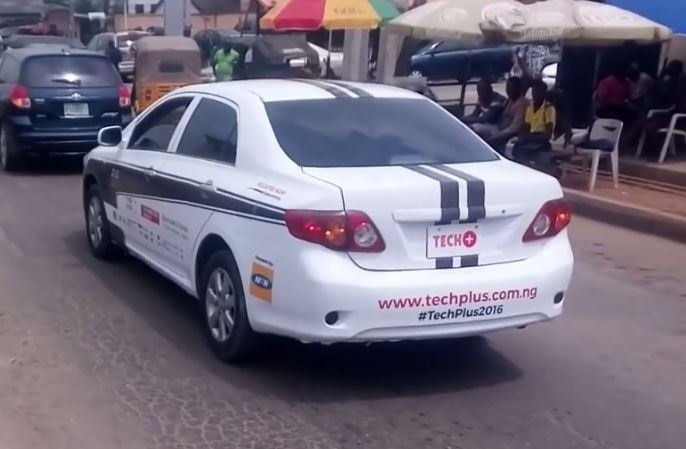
[0,157,684,449]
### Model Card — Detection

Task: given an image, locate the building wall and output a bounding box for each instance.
[152,0,200,15]
[127,0,158,14]
[113,13,242,32]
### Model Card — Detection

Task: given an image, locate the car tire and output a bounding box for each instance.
[0,122,22,172]
[84,184,117,259]
[199,249,259,363]
[409,70,424,78]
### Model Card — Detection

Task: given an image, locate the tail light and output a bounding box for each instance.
[285,210,385,253]
[10,85,31,109]
[523,199,571,242]
[119,85,131,108]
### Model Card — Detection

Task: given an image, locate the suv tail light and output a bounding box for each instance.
[10,85,31,109]
[523,199,571,242]
[119,85,131,108]
[285,210,385,253]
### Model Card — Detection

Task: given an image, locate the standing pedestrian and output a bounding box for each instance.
[213,42,240,82]
[105,40,122,70]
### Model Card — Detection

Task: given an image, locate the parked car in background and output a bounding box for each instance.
[5,34,85,50]
[0,47,132,171]
[410,40,515,82]
[307,42,344,78]
[542,63,558,90]
[87,31,150,80]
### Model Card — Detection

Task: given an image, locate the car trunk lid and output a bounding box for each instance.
[303,161,562,271]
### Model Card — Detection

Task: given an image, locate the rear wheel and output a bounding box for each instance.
[85,184,117,259]
[0,122,22,172]
[200,250,258,362]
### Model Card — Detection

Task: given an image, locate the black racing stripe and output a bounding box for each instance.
[324,80,373,97]
[293,79,353,98]
[436,258,454,269]
[460,255,479,268]
[431,165,486,222]
[114,160,286,213]
[110,163,286,224]
[121,193,286,226]
[405,166,459,225]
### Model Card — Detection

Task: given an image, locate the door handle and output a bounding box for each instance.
[143,166,156,180]
[198,180,215,197]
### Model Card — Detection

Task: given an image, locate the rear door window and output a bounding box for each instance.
[21,56,121,88]
[176,98,238,164]
[266,98,498,167]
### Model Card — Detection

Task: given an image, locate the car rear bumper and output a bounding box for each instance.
[8,116,132,151]
[251,232,574,343]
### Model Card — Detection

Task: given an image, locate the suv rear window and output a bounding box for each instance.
[22,56,121,88]
[265,98,499,167]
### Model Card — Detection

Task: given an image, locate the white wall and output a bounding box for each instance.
[126,0,158,14]
[151,0,200,15]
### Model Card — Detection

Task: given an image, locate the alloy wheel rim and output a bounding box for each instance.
[87,196,104,248]
[205,268,236,343]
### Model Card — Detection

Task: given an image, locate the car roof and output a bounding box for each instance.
[178,79,423,103]
[4,47,107,61]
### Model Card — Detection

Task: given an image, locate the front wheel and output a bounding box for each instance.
[85,184,117,259]
[200,250,259,362]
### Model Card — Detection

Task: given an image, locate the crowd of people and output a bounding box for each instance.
[460,74,568,172]
[458,49,686,171]
[594,59,686,154]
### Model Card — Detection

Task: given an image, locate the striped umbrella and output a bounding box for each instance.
[260,0,399,31]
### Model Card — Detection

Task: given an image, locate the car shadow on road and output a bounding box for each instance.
[64,231,524,403]
[2,154,84,176]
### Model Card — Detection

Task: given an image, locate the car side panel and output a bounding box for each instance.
[190,171,344,329]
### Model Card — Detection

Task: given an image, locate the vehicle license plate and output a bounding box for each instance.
[64,103,89,117]
[427,223,480,258]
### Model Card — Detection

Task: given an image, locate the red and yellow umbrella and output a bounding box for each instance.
[260,0,400,31]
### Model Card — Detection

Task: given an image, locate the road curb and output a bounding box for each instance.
[563,188,686,243]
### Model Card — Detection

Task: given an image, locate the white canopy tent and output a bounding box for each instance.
[377,0,673,83]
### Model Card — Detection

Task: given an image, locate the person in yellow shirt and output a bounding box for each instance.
[513,79,556,162]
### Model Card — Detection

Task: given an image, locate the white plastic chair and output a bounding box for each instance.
[635,107,686,163]
[635,107,673,158]
[574,118,623,191]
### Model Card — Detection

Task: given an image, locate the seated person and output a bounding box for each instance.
[472,76,529,153]
[595,65,636,123]
[627,64,654,109]
[462,79,506,125]
[640,60,686,157]
[512,80,556,162]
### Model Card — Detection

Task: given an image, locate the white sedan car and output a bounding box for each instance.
[83,79,574,362]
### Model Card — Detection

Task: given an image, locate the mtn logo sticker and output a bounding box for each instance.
[249,263,273,302]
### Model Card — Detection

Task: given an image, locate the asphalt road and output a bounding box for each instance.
[0,157,684,449]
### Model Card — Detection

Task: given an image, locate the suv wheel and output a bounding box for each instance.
[0,123,22,172]
[200,250,258,362]
[85,184,117,259]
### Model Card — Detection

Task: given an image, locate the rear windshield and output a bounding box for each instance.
[265,98,499,167]
[22,56,121,88]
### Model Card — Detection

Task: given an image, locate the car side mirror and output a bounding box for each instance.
[98,126,122,147]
